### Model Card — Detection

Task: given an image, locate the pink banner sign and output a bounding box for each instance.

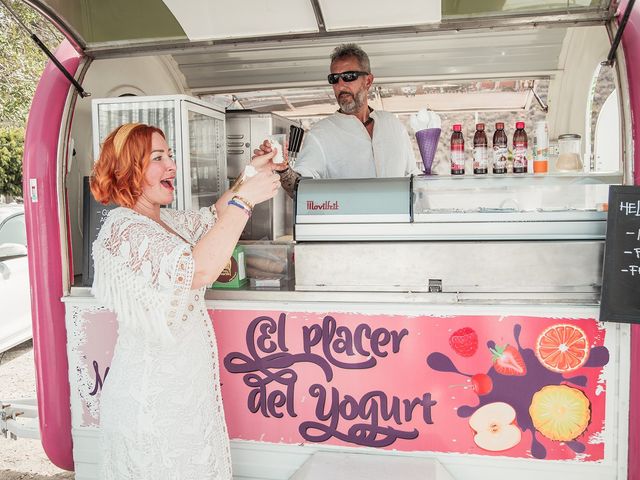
[212,310,609,461]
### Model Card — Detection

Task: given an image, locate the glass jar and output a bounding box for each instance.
[556,134,583,171]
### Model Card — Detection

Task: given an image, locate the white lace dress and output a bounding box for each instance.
[92,206,232,480]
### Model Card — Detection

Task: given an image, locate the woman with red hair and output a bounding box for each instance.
[90,123,281,479]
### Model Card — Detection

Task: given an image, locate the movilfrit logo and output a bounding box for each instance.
[306,200,340,211]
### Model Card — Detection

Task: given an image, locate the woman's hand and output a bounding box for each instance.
[251,139,289,172]
[235,169,281,206]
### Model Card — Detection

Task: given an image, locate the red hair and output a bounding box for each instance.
[90,123,165,208]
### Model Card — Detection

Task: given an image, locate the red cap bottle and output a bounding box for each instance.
[473,123,488,174]
[450,125,465,175]
[513,122,528,173]
[493,122,508,174]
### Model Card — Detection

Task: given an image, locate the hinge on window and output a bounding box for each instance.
[428,279,442,293]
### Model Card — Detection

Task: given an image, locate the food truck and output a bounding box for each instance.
[1,0,639,479]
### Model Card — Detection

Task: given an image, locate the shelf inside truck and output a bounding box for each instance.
[413,172,619,222]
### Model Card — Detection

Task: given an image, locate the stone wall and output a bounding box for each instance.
[399,105,548,175]
[299,72,617,176]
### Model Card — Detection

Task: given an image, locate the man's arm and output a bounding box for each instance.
[252,130,326,198]
[249,143,302,198]
[276,166,301,199]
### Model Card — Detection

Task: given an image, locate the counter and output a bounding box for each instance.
[63,286,628,480]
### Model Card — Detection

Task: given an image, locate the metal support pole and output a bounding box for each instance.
[603,0,637,67]
[0,0,90,97]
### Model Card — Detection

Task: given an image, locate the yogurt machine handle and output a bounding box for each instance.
[287,125,305,166]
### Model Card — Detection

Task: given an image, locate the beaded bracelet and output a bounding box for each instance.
[232,194,254,210]
[227,198,252,217]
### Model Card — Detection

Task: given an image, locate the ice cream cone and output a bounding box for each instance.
[416,128,441,174]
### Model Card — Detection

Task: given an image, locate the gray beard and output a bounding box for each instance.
[337,89,366,114]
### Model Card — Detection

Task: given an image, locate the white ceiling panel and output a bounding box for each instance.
[161,0,319,40]
[174,28,567,93]
[319,0,441,31]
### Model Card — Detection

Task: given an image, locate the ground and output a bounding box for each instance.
[0,341,75,479]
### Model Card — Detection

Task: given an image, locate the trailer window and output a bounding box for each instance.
[586,64,619,172]
[206,77,549,174]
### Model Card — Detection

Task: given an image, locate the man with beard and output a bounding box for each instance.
[253,43,419,197]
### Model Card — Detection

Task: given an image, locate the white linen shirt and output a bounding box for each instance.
[294,110,420,179]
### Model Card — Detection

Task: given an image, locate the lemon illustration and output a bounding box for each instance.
[529,385,591,441]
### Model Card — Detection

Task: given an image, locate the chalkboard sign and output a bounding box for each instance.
[600,185,640,323]
[82,177,117,286]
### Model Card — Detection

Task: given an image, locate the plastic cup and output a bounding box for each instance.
[415,128,441,174]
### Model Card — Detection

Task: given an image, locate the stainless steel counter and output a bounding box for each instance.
[67,286,599,305]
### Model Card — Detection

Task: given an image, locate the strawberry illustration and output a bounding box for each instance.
[490,344,527,376]
[449,327,478,357]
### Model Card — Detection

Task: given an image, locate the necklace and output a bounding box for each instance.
[362,116,374,127]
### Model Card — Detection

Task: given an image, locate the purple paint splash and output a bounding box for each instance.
[427,324,609,458]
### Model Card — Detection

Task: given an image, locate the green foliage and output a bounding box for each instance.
[0,0,63,129]
[0,127,24,196]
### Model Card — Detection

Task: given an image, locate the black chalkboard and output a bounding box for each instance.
[82,177,117,286]
[600,185,640,324]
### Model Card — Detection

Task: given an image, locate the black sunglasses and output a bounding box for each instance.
[327,71,370,85]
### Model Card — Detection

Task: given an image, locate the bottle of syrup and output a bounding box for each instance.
[492,122,508,174]
[513,121,528,174]
[450,124,465,175]
[473,123,488,174]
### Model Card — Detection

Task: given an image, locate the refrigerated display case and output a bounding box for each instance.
[293,174,616,295]
[83,95,226,286]
[91,95,226,211]
[294,173,617,242]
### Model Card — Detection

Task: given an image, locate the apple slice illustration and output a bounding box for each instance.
[469,402,522,451]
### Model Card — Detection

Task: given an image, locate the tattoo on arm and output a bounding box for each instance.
[278,168,301,198]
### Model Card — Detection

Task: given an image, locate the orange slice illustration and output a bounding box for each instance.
[535,324,590,373]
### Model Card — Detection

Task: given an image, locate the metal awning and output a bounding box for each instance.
[26,0,612,56]
[19,0,612,112]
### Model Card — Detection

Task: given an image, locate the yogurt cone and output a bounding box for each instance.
[416,128,441,174]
